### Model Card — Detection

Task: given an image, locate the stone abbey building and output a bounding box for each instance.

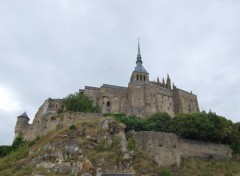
[80,41,199,117]
[15,41,199,140]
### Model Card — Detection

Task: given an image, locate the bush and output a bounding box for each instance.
[0,146,11,158]
[159,168,172,176]
[11,135,25,152]
[69,125,76,130]
[113,111,240,152]
[63,92,99,113]
[96,139,105,152]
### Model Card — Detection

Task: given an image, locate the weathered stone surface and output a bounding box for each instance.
[31,173,45,176]
[133,131,232,167]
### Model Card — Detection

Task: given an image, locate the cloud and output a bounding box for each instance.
[0,0,240,144]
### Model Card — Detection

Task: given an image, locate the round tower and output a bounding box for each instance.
[15,112,30,138]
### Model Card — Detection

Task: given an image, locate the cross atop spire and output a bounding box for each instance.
[136,38,142,64]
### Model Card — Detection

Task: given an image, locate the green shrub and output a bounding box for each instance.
[11,135,25,152]
[0,146,11,158]
[113,111,239,148]
[96,140,105,152]
[127,137,137,151]
[110,137,122,152]
[159,168,172,176]
[63,92,99,113]
[69,125,76,130]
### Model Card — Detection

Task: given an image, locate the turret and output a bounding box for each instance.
[15,112,30,139]
[162,78,165,87]
[166,74,171,89]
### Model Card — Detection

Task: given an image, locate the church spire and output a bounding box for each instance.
[136,38,142,64]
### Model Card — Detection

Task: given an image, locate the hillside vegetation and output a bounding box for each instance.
[0,115,240,176]
[0,117,165,176]
[110,112,240,153]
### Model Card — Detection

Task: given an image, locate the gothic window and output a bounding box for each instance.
[137,75,139,80]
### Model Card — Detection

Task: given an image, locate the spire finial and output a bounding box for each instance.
[138,38,140,55]
[136,38,142,64]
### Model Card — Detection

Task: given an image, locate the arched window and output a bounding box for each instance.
[137,75,139,80]
[140,75,142,81]
[144,76,145,81]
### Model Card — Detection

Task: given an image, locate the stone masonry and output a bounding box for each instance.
[81,40,199,117]
[133,131,232,167]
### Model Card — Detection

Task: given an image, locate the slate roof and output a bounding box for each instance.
[18,112,30,120]
[134,62,148,73]
[102,84,128,90]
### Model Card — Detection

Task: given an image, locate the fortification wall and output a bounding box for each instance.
[179,138,231,160]
[23,112,102,141]
[133,131,232,167]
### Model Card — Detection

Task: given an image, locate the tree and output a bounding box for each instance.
[63,92,99,112]
[146,112,172,132]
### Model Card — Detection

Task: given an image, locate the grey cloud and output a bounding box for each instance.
[0,0,240,145]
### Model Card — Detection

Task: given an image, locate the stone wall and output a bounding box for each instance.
[22,112,102,141]
[175,89,199,114]
[133,131,232,167]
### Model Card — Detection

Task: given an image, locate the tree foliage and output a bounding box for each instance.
[112,111,240,153]
[0,135,26,158]
[63,92,99,113]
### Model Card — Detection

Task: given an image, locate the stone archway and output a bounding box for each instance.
[111,97,119,113]
[102,96,110,113]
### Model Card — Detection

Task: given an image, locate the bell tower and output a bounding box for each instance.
[129,39,149,116]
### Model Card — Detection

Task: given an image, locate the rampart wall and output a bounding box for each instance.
[133,131,232,167]
[22,112,102,141]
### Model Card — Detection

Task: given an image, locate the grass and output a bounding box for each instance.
[175,155,240,176]
[1,116,240,176]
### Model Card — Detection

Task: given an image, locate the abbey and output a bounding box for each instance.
[80,41,199,117]
[15,41,199,140]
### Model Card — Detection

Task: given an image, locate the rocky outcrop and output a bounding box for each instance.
[24,118,135,176]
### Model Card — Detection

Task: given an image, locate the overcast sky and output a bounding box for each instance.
[0,0,240,145]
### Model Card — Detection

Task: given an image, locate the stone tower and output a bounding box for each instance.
[15,112,29,139]
[129,39,149,116]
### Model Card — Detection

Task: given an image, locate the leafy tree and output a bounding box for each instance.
[111,111,240,153]
[63,92,99,112]
[0,146,11,158]
[11,135,25,152]
[146,112,171,132]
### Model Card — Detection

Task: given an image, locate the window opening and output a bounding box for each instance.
[107,101,110,107]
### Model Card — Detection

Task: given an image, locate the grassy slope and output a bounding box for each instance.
[0,117,240,176]
[173,155,240,176]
